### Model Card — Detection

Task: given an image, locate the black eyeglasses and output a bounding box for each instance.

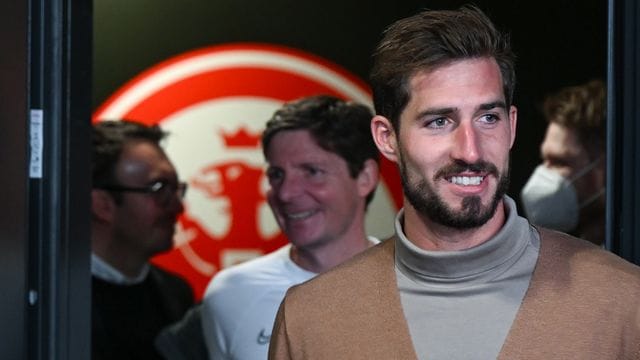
[99,180,187,205]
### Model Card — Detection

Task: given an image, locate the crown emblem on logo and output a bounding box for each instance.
[221,127,262,148]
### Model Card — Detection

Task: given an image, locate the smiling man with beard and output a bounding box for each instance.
[268,6,640,360]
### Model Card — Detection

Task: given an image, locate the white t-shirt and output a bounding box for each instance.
[201,237,379,360]
[201,244,315,360]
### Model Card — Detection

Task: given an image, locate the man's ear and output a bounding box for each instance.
[509,105,518,149]
[371,115,399,163]
[91,189,116,223]
[356,159,380,198]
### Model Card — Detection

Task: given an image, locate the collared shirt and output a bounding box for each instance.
[91,253,150,285]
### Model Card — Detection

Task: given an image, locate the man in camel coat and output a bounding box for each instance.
[268,5,640,359]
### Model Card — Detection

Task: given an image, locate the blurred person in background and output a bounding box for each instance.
[521,79,606,246]
[91,120,194,360]
[201,95,381,360]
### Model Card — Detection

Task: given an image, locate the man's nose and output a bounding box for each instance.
[274,174,303,202]
[451,121,481,163]
[176,196,185,214]
[165,187,185,214]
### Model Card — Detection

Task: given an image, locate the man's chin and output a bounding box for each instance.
[452,197,501,228]
[421,195,499,229]
[288,233,328,251]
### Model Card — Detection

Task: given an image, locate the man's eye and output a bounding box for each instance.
[306,167,321,176]
[426,118,448,128]
[480,114,499,124]
[266,169,283,182]
[303,165,326,178]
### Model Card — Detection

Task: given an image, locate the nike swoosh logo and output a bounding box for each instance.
[257,328,271,345]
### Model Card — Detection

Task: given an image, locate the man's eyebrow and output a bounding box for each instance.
[416,101,507,118]
[478,101,507,111]
[416,107,457,118]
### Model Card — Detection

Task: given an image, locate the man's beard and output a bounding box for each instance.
[400,158,510,229]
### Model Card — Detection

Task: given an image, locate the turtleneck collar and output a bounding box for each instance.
[395,196,534,286]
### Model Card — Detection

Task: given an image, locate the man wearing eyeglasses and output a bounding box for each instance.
[90,120,194,360]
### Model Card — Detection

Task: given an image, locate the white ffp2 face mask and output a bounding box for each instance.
[520,165,579,232]
[520,158,604,233]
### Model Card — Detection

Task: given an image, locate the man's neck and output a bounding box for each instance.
[402,200,507,251]
[92,238,149,278]
[289,231,375,274]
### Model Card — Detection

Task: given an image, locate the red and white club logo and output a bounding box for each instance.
[94,43,402,299]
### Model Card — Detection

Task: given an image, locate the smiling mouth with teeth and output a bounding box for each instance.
[286,210,317,220]
[448,176,484,186]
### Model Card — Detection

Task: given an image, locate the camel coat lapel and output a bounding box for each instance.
[499,228,640,359]
[270,238,417,359]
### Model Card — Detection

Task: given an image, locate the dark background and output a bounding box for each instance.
[93,0,607,209]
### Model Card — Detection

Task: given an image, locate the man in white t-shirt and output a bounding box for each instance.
[201,95,381,360]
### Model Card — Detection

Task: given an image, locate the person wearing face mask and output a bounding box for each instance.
[521,79,606,246]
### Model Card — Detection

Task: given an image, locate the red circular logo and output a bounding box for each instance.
[94,43,402,298]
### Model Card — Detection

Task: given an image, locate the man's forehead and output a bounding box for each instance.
[405,58,506,113]
[266,142,345,170]
[122,139,163,154]
[411,57,502,82]
[119,141,168,163]
[267,149,340,167]
[268,130,323,156]
[118,141,175,177]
